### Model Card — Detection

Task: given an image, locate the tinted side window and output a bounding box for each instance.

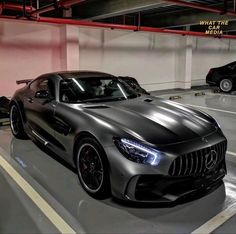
[30,79,41,92]
[30,79,55,98]
[38,80,49,91]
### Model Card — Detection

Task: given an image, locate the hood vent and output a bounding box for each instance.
[83,105,109,109]
[144,98,153,103]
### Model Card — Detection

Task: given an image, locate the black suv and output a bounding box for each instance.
[206,61,236,93]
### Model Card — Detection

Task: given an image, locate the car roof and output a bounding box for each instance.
[39,70,115,79]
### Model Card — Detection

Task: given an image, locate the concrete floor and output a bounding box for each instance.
[0,88,236,233]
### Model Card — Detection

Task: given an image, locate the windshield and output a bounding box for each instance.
[59,77,139,103]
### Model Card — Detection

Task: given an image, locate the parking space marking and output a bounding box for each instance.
[186,104,236,115]
[157,91,236,99]
[0,154,77,234]
[206,92,236,98]
[191,151,236,233]
[155,90,202,98]
[227,151,236,157]
[191,203,236,234]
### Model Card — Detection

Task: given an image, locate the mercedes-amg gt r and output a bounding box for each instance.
[10,71,227,203]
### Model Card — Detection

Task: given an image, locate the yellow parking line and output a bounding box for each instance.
[0,154,77,234]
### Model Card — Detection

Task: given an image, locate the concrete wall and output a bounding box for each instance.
[192,37,236,86]
[0,20,80,97]
[78,27,236,90]
[0,20,64,96]
[1,18,236,96]
[78,28,187,91]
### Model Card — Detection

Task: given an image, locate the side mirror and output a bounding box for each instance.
[35,90,49,99]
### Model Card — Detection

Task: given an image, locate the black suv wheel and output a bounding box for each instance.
[219,78,233,93]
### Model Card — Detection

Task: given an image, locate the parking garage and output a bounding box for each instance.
[0,1,236,234]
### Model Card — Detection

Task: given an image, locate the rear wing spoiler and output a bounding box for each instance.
[16,79,33,85]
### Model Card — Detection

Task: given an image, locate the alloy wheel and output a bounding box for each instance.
[77,143,104,193]
[10,105,20,135]
[220,79,233,92]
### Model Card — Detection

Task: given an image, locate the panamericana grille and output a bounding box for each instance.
[169,141,227,176]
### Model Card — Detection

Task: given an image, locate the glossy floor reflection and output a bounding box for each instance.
[0,89,236,233]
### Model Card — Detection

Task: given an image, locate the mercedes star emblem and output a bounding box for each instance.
[205,150,218,170]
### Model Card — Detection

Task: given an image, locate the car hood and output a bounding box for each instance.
[81,97,216,145]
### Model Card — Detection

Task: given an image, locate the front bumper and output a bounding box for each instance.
[124,162,226,203]
[206,73,217,86]
[206,80,217,86]
[105,130,227,203]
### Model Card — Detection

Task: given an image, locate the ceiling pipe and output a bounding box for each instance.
[38,17,138,30]
[0,2,35,13]
[30,0,86,16]
[1,15,236,39]
[0,15,18,19]
[29,3,55,16]
[37,16,236,39]
[164,0,236,16]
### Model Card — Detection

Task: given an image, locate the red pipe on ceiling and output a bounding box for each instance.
[0,2,35,13]
[164,0,236,16]
[30,5,55,15]
[37,16,236,39]
[38,17,138,30]
[1,15,236,39]
[30,0,86,16]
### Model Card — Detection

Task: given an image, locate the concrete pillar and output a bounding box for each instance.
[60,25,79,71]
[175,35,192,89]
[63,8,72,18]
[184,36,192,89]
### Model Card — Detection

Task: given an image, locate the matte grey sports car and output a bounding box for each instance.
[10,71,227,203]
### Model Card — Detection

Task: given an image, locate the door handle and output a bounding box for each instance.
[28,97,34,103]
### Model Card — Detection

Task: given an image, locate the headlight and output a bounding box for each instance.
[114,138,161,166]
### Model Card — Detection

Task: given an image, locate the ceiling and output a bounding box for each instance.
[1,0,236,34]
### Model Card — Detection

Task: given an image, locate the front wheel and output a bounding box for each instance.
[10,104,27,139]
[76,137,110,199]
[219,78,233,93]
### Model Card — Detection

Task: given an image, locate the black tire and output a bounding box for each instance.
[10,104,28,139]
[76,137,111,199]
[219,78,233,93]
